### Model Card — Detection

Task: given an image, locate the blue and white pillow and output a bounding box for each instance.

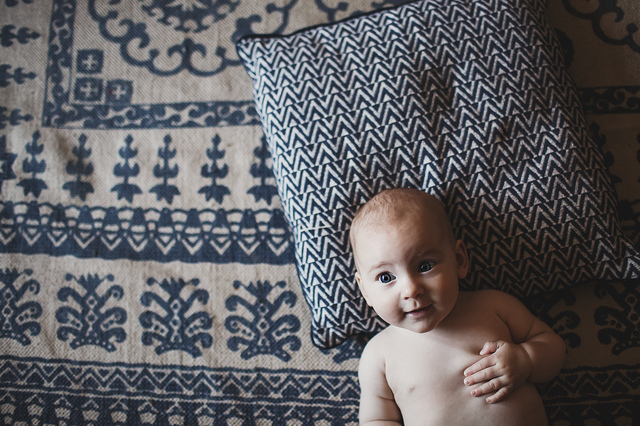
[237,0,640,348]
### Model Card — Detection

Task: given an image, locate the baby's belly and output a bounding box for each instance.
[399,381,547,426]
[389,351,548,426]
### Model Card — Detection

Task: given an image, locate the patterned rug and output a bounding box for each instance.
[1,0,639,424]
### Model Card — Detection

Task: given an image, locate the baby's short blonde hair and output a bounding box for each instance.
[349,188,455,255]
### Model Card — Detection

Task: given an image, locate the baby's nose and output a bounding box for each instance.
[402,277,423,299]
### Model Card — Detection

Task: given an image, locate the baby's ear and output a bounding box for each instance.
[355,272,371,306]
[455,239,470,279]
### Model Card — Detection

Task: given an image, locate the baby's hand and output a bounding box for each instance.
[463,340,532,404]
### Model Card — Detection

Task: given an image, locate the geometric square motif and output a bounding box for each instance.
[105,80,133,105]
[76,49,103,74]
[74,77,103,102]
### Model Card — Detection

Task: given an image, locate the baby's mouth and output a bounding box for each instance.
[405,305,432,317]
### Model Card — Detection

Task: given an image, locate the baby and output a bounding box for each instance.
[350,188,565,425]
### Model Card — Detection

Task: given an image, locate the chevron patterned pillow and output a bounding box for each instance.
[237,0,640,348]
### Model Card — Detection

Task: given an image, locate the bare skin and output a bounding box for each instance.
[352,189,566,425]
[359,291,556,425]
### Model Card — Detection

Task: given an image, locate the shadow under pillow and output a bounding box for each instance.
[237,0,640,348]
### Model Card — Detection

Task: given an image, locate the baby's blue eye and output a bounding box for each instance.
[419,262,435,273]
[377,273,395,284]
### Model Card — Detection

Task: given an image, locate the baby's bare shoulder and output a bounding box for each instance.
[359,329,394,374]
[364,326,396,349]
[361,327,406,358]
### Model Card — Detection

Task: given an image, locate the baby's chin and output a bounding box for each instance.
[389,317,443,335]
[390,323,438,335]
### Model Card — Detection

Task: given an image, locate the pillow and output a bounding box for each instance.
[237,0,640,348]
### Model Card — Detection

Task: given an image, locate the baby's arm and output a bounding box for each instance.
[359,339,403,425]
[463,290,566,403]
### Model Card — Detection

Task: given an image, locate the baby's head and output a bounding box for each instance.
[350,188,469,333]
[349,188,457,255]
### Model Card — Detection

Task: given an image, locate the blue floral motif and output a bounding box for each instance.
[85,0,304,78]
[199,134,229,203]
[150,135,180,204]
[232,0,297,40]
[18,131,47,198]
[140,277,213,357]
[0,268,42,345]
[311,0,349,22]
[0,64,36,87]
[141,0,240,33]
[62,134,94,201]
[87,0,241,77]
[248,135,278,205]
[112,135,142,203]
[0,24,39,47]
[42,0,72,123]
[41,0,260,129]
[0,135,16,192]
[310,0,411,23]
[595,282,640,355]
[4,0,35,7]
[562,0,640,53]
[0,105,32,130]
[56,273,127,352]
[225,280,301,361]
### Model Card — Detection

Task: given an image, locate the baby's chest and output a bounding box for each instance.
[386,347,474,410]
[387,340,479,389]
[387,319,512,396]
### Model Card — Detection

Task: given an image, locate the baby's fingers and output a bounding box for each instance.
[479,340,503,356]
[469,378,510,403]
[463,357,495,379]
[464,366,498,387]
[486,386,510,404]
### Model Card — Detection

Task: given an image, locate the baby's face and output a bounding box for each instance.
[353,211,467,334]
